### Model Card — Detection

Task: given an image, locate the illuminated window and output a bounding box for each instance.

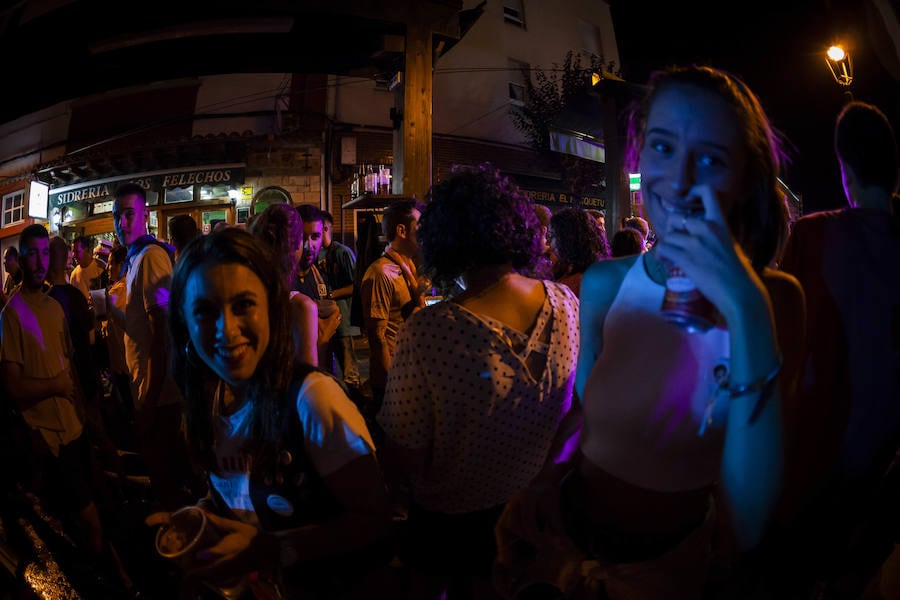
[503,0,525,28]
[2,190,25,227]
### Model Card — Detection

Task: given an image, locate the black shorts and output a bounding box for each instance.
[400,502,505,577]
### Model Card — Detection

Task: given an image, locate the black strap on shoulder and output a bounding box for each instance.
[123,235,175,275]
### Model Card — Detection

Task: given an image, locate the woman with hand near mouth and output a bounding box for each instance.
[147,228,391,599]
[494,65,805,598]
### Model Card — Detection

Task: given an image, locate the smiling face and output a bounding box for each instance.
[183,261,270,389]
[639,83,747,237]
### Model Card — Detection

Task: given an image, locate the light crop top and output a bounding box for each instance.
[580,255,732,492]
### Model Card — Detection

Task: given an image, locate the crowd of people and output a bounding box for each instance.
[1,63,898,600]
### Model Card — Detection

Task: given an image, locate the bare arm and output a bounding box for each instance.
[575,256,636,401]
[367,318,392,389]
[2,361,73,411]
[330,283,353,300]
[291,293,319,366]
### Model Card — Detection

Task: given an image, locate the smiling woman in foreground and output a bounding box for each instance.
[147,228,391,599]
[494,65,805,599]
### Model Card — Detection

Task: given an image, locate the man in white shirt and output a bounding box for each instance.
[69,235,106,300]
[110,182,190,510]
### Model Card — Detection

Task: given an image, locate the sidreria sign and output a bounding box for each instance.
[49,165,244,210]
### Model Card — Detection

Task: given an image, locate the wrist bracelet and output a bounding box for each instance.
[725,353,783,398]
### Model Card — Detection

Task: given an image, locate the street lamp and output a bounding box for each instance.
[826,44,854,99]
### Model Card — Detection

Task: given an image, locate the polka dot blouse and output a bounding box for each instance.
[378,281,580,514]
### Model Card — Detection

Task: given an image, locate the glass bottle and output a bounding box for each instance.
[365,164,378,194]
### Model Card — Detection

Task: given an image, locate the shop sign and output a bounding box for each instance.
[519,188,605,210]
[28,181,49,218]
[49,165,245,209]
[159,167,241,188]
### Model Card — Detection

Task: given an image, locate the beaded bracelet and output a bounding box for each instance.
[725,353,783,398]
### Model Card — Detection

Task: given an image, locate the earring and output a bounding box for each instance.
[185,341,200,367]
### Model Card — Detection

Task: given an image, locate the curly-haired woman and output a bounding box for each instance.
[377,163,581,599]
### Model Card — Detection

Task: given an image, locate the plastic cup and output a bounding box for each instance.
[155,506,250,598]
[316,298,339,319]
[155,506,220,569]
[89,289,107,319]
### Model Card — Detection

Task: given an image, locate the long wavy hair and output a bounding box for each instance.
[247,203,303,286]
[419,163,542,286]
[625,65,789,270]
[170,228,295,472]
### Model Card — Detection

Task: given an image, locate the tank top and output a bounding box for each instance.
[580,255,732,492]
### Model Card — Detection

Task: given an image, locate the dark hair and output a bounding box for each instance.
[169,214,199,252]
[534,204,552,228]
[296,204,324,225]
[72,235,92,251]
[626,65,789,270]
[834,101,899,193]
[108,244,127,266]
[611,227,645,257]
[622,216,649,239]
[3,246,18,259]
[170,228,295,471]
[382,200,421,242]
[249,203,303,285]
[48,236,69,272]
[549,207,609,278]
[419,163,541,286]
[114,182,147,202]
[20,223,49,252]
[320,210,334,225]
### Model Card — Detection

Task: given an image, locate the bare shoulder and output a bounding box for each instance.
[290,291,316,310]
[581,255,640,301]
[760,268,804,313]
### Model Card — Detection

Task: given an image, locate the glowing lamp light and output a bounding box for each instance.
[826,44,853,89]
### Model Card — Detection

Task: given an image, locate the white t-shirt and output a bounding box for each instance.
[210,371,374,526]
[70,258,105,300]
[123,244,182,409]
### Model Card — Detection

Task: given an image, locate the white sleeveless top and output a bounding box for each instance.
[580,255,732,492]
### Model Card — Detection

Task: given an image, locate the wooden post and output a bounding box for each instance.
[396,20,433,201]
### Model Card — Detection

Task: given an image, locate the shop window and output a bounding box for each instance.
[164,186,194,204]
[503,0,526,28]
[2,190,25,227]
[199,184,231,200]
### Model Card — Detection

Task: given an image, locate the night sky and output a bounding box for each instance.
[608,0,900,214]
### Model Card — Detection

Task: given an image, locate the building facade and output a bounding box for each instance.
[0,0,620,283]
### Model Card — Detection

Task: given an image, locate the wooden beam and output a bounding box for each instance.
[396,19,433,201]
